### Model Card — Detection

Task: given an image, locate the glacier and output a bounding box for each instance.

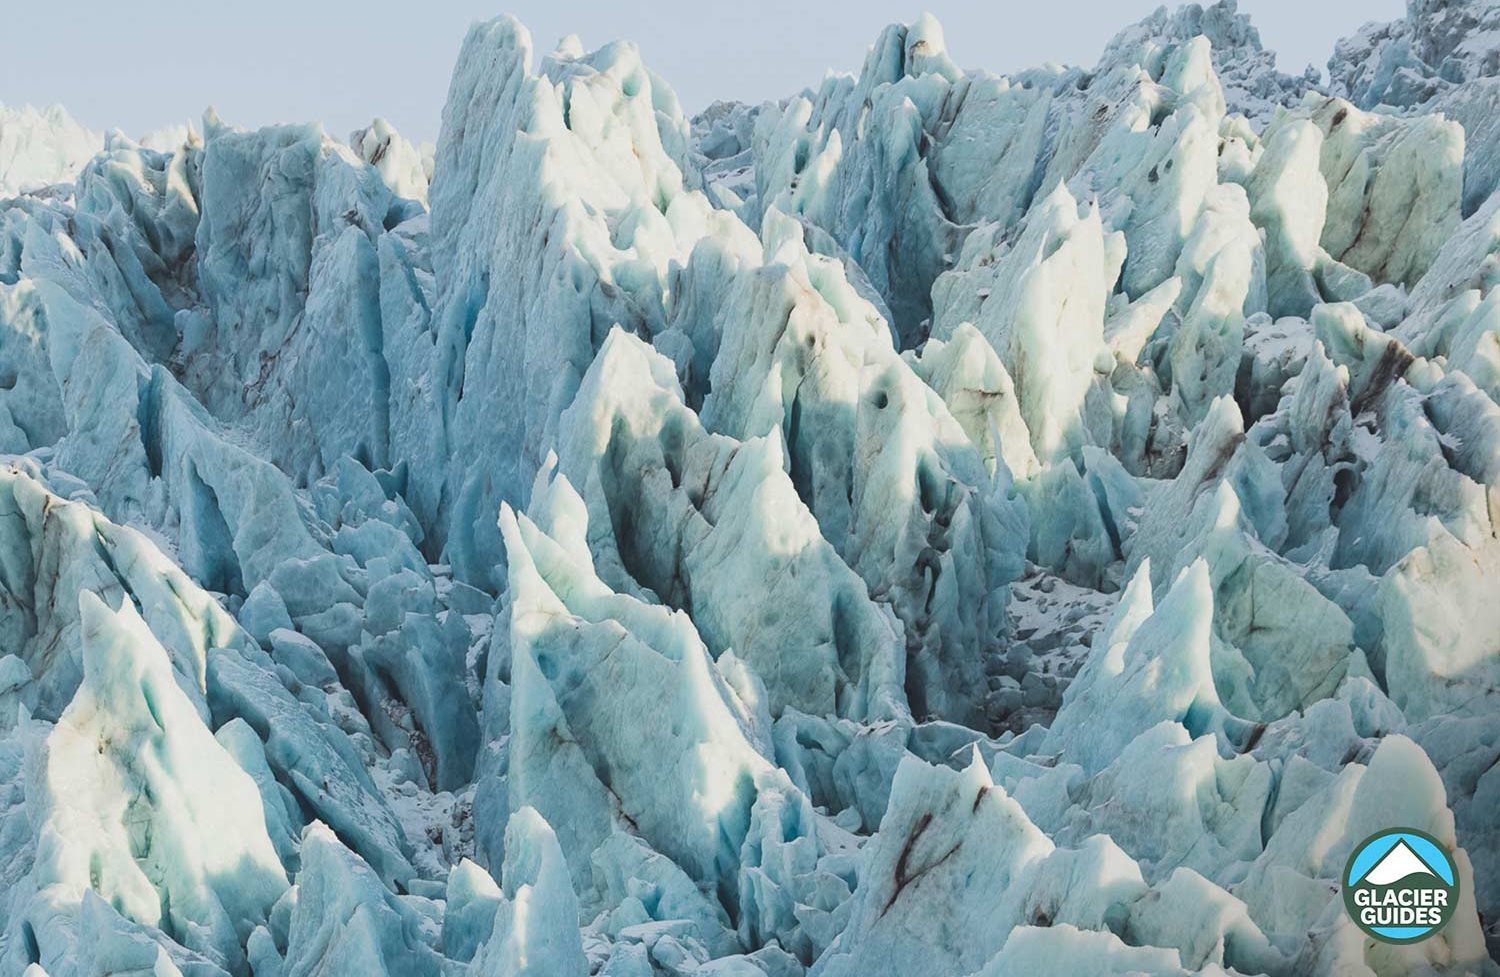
[0,0,1498,974]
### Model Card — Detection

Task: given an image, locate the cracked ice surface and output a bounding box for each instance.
[0,2,1499,975]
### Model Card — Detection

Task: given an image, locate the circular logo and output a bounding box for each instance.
[1343,829,1459,944]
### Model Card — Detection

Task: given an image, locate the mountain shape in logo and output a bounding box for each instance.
[1362,839,1440,886]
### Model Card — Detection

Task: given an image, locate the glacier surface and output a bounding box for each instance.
[1,1,1499,975]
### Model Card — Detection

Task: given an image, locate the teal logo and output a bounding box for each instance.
[1343,829,1458,944]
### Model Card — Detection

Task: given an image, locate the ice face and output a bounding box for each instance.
[24,593,287,974]
[553,329,907,723]
[0,104,99,196]
[0,2,1498,976]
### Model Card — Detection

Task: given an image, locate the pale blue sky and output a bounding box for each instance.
[2,0,1401,143]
